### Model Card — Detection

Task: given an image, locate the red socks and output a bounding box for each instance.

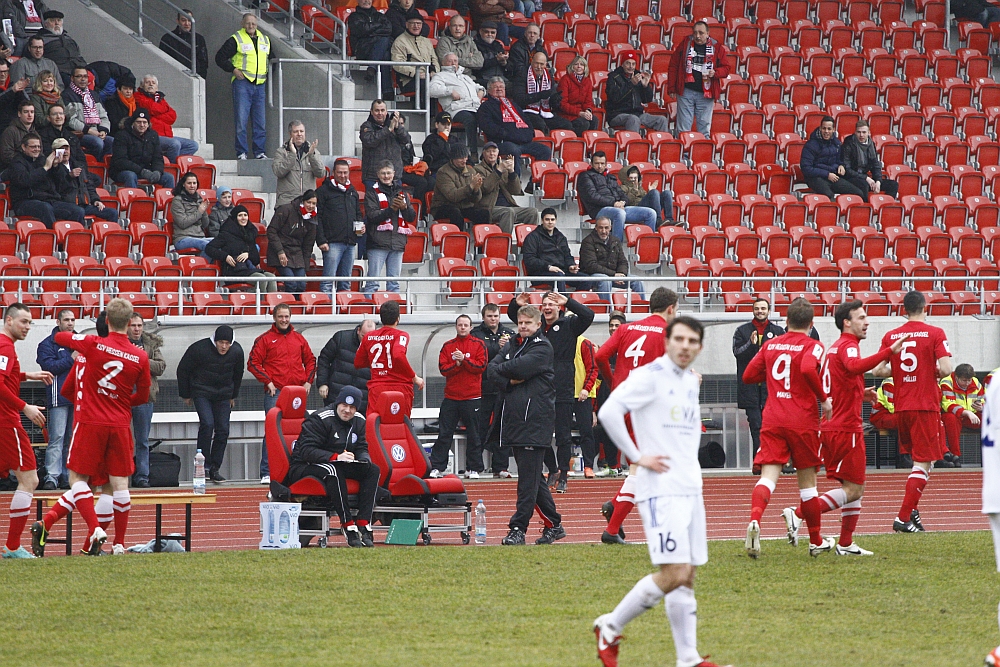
[44,490,76,531]
[750,478,775,524]
[840,500,861,547]
[71,482,99,533]
[5,490,31,551]
[112,491,130,547]
[898,466,929,522]
[799,494,822,546]
[606,499,633,535]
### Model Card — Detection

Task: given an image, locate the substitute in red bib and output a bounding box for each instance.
[354,299,424,418]
[0,303,53,559]
[742,297,834,558]
[875,290,952,533]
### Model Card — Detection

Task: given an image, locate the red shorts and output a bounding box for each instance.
[896,410,945,463]
[66,423,134,479]
[366,384,414,418]
[0,425,36,473]
[754,426,822,469]
[820,430,867,485]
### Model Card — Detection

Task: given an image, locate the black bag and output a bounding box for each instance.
[698,441,726,469]
[149,451,181,487]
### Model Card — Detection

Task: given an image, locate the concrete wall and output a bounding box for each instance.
[49,0,205,142]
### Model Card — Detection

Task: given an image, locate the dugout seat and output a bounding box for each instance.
[366,390,471,545]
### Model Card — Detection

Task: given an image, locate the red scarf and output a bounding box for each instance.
[373,182,413,235]
[752,318,768,337]
[298,204,315,219]
[525,67,552,116]
[498,96,529,129]
[685,38,715,98]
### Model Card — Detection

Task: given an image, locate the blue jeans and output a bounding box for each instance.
[514,0,536,16]
[160,136,200,163]
[364,247,403,293]
[321,242,356,293]
[495,140,551,178]
[676,86,715,135]
[80,133,113,160]
[132,401,155,483]
[115,170,176,189]
[597,205,657,241]
[194,397,231,474]
[261,389,281,477]
[277,266,307,294]
[174,236,212,259]
[44,404,72,485]
[639,189,673,223]
[233,77,267,157]
[583,274,645,303]
[15,200,85,227]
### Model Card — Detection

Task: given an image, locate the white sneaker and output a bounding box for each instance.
[466,471,480,479]
[260,476,271,485]
[112,544,126,555]
[781,506,801,547]
[835,542,873,556]
[429,469,443,478]
[87,527,108,556]
[745,520,761,559]
[809,536,837,557]
[497,470,513,479]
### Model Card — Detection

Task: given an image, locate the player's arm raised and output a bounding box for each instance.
[843,334,908,375]
[53,331,91,354]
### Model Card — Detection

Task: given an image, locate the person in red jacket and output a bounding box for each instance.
[666,21,730,135]
[354,299,424,419]
[135,74,198,164]
[249,303,316,484]
[429,314,488,478]
[557,56,599,136]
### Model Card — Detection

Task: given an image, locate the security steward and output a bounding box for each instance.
[214,12,272,160]
[285,386,380,548]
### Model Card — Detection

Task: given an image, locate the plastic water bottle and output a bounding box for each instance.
[193,449,206,495]
[278,510,290,544]
[475,499,487,545]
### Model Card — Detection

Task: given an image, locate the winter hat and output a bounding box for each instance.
[335,386,363,408]
[117,72,137,90]
[450,144,470,159]
[215,185,232,200]
[214,325,234,343]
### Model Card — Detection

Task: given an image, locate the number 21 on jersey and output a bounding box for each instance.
[370,341,393,369]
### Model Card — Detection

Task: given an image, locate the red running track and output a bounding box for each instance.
[1,470,988,553]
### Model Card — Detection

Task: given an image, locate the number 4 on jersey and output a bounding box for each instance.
[624,334,648,368]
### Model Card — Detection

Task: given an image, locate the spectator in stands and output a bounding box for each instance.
[267,190,319,296]
[470,0,521,45]
[36,308,75,490]
[800,116,865,199]
[207,186,232,237]
[10,35,57,85]
[103,71,138,133]
[364,160,415,294]
[576,151,656,241]
[521,207,579,289]
[940,363,984,468]
[206,204,278,293]
[248,303,316,484]
[391,11,439,104]
[159,9,208,79]
[619,163,673,226]
[127,314,165,488]
[360,99,411,186]
[472,22,507,87]
[215,13,271,160]
[511,52,572,133]
[506,22,545,80]
[606,50,668,134]
[112,109,175,188]
[0,0,45,56]
[473,141,536,233]
[317,319,376,411]
[840,119,898,201]
[733,297,785,462]
[0,97,34,167]
[477,77,551,178]
[63,66,112,160]
[667,20,729,135]
[7,133,84,225]
[37,11,84,77]
[0,61,30,128]
[177,325,245,483]
[272,120,324,207]
[316,159,364,293]
[431,314,489,478]
[347,0,394,99]
[430,144,492,231]
[436,16,483,72]
[87,60,134,104]
[422,111,462,183]
[557,56,598,136]
[136,74,199,164]
[171,172,211,254]
[38,105,82,166]
[49,137,117,221]
[28,69,59,126]
[472,303,514,476]
[578,216,644,304]
[952,0,1000,27]
[388,0,430,39]
[428,54,483,160]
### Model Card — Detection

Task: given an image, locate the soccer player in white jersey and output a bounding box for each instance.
[981,370,1000,660]
[593,316,732,667]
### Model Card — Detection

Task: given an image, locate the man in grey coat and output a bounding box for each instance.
[435,16,484,71]
[272,120,324,206]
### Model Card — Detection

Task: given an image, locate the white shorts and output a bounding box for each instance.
[637,494,708,566]
[990,514,1000,573]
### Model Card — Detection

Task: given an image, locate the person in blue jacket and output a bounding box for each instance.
[800,116,865,200]
[35,308,77,489]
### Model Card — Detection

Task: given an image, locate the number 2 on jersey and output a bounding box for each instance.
[97,360,124,392]
[624,334,648,368]
[369,341,394,370]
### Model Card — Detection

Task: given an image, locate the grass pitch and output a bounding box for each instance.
[2,531,997,666]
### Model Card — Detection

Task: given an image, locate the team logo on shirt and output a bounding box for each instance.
[292,397,302,410]
[0,355,7,371]
[391,444,406,462]
[351,433,358,443]
[552,325,560,331]
[391,402,400,414]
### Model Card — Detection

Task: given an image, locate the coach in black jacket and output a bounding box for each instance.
[471,303,515,475]
[286,386,380,548]
[486,304,563,546]
[508,290,594,490]
[316,320,376,410]
[732,297,785,459]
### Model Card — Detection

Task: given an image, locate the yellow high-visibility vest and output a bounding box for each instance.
[230,29,270,84]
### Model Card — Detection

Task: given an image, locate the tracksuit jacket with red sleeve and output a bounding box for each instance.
[439,334,488,401]
[248,324,316,389]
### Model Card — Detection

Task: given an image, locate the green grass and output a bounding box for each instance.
[2,532,998,666]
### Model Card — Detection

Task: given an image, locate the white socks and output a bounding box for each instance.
[113,490,131,514]
[819,487,848,512]
[755,477,776,493]
[607,574,666,637]
[95,493,114,524]
[9,489,31,517]
[665,586,702,667]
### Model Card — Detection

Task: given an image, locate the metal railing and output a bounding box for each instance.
[239,0,347,55]
[273,58,433,156]
[121,0,199,76]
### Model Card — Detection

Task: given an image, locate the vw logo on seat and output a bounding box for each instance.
[391,444,406,462]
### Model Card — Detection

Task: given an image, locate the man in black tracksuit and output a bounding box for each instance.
[507,290,595,492]
[732,297,785,461]
[471,302,515,476]
[487,304,564,546]
[285,386,380,548]
[316,320,376,411]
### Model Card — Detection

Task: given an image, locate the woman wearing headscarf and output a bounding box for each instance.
[206,204,277,292]
[266,189,319,296]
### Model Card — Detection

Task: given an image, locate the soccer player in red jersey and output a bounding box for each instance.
[594,287,677,545]
[354,299,424,418]
[45,299,151,555]
[0,304,54,559]
[781,300,908,556]
[876,290,952,533]
[741,298,834,558]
